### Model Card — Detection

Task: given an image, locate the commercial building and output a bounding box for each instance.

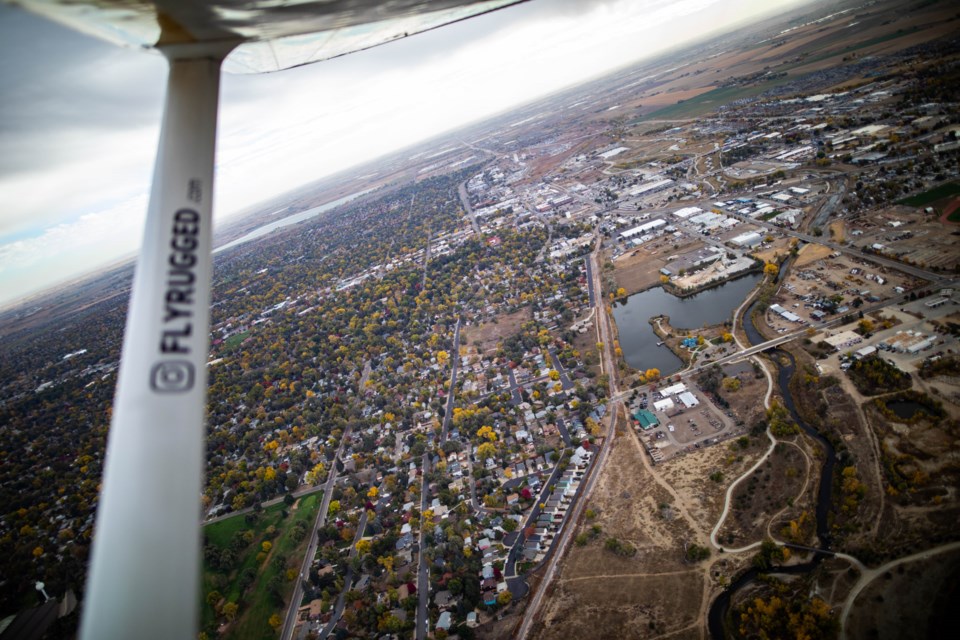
[729,231,763,248]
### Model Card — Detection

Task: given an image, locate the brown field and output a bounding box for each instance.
[640,87,717,108]
[717,439,813,548]
[532,433,709,640]
[613,240,701,296]
[750,237,794,265]
[658,441,764,535]
[720,365,771,432]
[828,220,846,244]
[794,242,834,268]
[846,549,960,640]
[461,307,530,353]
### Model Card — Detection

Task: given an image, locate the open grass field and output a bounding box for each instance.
[201,494,319,638]
[637,78,791,122]
[897,182,960,208]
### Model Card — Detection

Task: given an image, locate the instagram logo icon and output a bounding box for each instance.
[150,361,195,393]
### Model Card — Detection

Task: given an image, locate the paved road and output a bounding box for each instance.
[203,482,326,525]
[281,371,364,640]
[415,453,432,640]
[584,258,596,307]
[281,463,340,640]
[440,317,461,443]
[723,208,940,282]
[458,181,481,234]
[507,367,523,406]
[504,459,566,582]
[319,501,376,638]
[548,348,574,392]
[555,416,572,447]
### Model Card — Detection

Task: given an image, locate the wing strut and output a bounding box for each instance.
[79,46,232,640]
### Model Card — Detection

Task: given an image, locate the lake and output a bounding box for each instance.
[612,273,763,375]
[215,187,377,253]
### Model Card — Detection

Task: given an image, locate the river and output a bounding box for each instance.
[707,295,837,638]
[612,273,763,376]
[215,187,377,253]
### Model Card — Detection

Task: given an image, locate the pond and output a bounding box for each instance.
[612,273,763,375]
[886,399,929,421]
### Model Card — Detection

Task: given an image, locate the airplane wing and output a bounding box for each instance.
[14,0,528,72]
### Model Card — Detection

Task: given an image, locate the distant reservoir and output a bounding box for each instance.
[612,273,763,375]
[216,187,376,253]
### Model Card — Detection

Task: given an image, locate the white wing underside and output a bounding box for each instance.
[13,0,527,72]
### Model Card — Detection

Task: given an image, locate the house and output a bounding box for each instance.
[434,590,455,609]
[437,611,453,631]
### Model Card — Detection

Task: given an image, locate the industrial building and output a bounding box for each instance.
[729,231,763,248]
[880,331,935,353]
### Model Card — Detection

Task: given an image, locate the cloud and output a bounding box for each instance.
[0,193,146,305]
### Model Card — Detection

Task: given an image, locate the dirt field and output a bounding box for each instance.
[845,549,960,640]
[829,220,846,244]
[461,307,531,353]
[613,239,701,296]
[717,439,814,548]
[794,242,834,268]
[658,441,764,535]
[613,250,669,296]
[532,433,708,640]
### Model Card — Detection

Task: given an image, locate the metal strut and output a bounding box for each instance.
[80,50,227,640]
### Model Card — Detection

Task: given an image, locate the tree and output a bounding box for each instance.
[261,540,273,553]
[497,590,513,606]
[328,500,341,516]
[355,539,372,555]
[306,462,325,485]
[367,486,379,499]
[476,425,497,442]
[268,613,283,630]
[721,377,741,392]
[763,262,779,277]
[477,442,496,460]
[222,602,239,621]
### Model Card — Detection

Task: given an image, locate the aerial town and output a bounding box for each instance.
[1,0,959,639]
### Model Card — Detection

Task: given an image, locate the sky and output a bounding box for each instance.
[0,0,813,308]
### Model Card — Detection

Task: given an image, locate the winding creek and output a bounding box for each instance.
[707,297,838,638]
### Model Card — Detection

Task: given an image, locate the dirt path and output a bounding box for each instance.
[627,423,709,548]
[559,569,698,583]
[835,373,886,536]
